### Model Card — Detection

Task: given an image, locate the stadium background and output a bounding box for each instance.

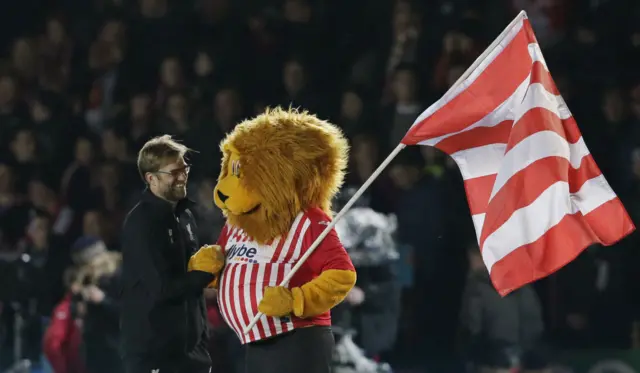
[1,0,640,372]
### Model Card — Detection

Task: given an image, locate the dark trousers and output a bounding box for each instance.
[124,338,211,373]
[83,341,125,373]
[245,326,334,373]
[125,359,211,373]
[125,364,210,373]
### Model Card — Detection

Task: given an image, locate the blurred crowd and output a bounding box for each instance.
[1,0,640,372]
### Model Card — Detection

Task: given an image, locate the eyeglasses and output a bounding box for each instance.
[155,165,191,177]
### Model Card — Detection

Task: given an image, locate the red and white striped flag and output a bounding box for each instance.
[401,11,635,296]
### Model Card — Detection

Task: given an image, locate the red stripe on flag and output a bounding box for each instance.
[506,109,581,153]
[530,61,559,95]
[523,19,538,44]
[437,120,512,155]
[464,175,496,216]
[479,156,604,247]
[456,108,580,215]
[584,198,635,247]
[491,198,635,296]
[402,24,531,144]
[436,61,559,155]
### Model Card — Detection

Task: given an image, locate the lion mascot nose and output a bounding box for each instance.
[217,190,229,203]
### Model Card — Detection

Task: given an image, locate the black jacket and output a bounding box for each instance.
[120,188,213,370]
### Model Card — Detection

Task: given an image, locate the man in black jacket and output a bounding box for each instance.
[121,135,224,373]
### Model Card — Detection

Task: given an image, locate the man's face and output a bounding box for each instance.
[389,164,419,190]
[214,89,239,129]
[150,157,190,202]
[75,138,94,165]
[160,58,181,87]
[194,52,213,77]
[393,70,416,102]
[167,94,187,121]
[602,91,624,122]
[0,164,13,193]
[28,181,53,207]
[341,92,363,120]
[83,211,102,237]
[28,216,50,245]
[468,249,486,272]
[283,61,305,93]
[0,76,16,106]
[31,100,51,123]
[130,94,150,119]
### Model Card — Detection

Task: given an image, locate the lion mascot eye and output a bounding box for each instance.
[231,160,240,177]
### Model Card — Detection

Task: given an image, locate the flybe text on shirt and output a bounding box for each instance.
[226,244,258,263]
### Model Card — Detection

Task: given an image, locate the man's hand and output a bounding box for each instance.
[70,282,83,295]
[82,285,105,304]
[188,245,225,274]
[203,288,218,301]
[258,286,293,317]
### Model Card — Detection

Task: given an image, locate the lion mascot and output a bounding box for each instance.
[197,107,357,373]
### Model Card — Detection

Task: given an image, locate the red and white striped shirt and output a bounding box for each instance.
[216,207,354,344]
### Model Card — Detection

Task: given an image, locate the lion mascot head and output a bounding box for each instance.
[213,107,349,243]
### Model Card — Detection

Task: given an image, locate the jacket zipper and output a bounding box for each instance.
[176,214,189,355]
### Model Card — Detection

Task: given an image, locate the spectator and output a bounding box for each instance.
[156,56,187,108]
[126,90,157,150]
[10,38,39,95]
[0,74,29,145]
[10,128,43,188]
[43,268,87,373]
[460,244,545,369]
[0,162,31,249]
[336,87,368,136]
[278,57,323,114]
[60,136,98,214]
[71,236,123,373]
[190,48,218,108]
[19,211,71,316]
[380,64,424,151]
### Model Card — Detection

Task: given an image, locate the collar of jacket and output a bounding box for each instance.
[141,187,196,214]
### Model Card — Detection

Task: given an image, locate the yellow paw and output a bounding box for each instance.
[188,245,225,274]
[258,286,293,317]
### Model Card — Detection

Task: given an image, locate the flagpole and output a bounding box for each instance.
[243,142,407,334]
